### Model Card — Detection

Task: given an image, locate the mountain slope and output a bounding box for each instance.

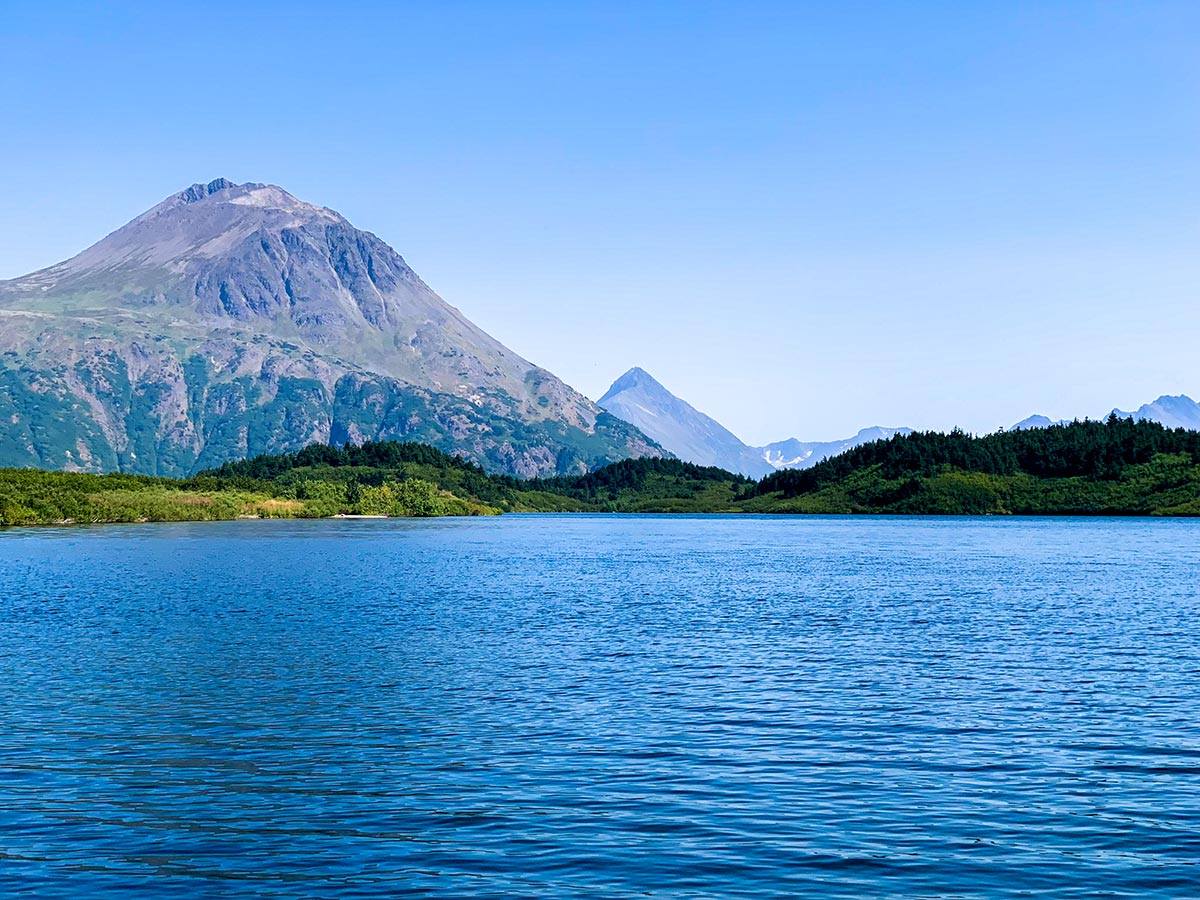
[598,368,773,477]
[0,179,659,476]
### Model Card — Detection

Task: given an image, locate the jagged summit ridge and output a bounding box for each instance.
[9,179,347,284]
[177,177,241,205]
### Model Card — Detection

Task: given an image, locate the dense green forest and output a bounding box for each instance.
[3,418,1200,525]
[749,416,1200,515]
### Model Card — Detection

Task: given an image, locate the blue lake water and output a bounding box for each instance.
[1,514,1198,898]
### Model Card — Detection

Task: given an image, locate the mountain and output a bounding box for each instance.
[1014,395,1200,433]
[1011,414,1068,430]
[0,179,659,477]
[1114,395,1200,431]
[759,426,913,470]
[598,368,773,477]
[597,367,914,477]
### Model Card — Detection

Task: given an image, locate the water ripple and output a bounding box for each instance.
[1,515,1198,897]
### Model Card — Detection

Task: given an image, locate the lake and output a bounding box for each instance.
[1,514,1198,897]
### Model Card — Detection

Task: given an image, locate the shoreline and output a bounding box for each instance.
[3,509,1196,530]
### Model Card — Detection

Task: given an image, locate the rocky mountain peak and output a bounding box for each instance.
[178,178,241,204]
[599,367,774,477]
[600,367,662,402]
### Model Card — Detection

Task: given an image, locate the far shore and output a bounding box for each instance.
[5,510,1198,531]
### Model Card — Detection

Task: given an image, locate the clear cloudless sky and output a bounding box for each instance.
[1,1,1197,443]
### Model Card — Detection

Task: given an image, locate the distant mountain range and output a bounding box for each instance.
[0,179,659,476]
[1011,414,1066,430]
[759,427,914,469]
[598,367,911,477]
[599,367,1200,478]
[1119,395,1200,430]
[1013,395,1200,432]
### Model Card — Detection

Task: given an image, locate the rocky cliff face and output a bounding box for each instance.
[0,179,659,476]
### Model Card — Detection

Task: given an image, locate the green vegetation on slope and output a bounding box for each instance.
[525,458,754,512]
[519,417,1200,516]
[203,442,753,514]
[748,416,1200,515]
[0,442,751,525]
[5,418,1200,526]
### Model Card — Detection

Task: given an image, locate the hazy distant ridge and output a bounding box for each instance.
[599,368,772,477]
[1014,395,1200,432]
[599,367,911,476]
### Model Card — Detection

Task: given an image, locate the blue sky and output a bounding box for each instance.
[1,2,1197,443]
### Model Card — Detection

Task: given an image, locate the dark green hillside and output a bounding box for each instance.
[204,440,532,512]
[749,417,1200,515]
[0,444,750,525]
[205,444,753,514]
[527,458,753,512]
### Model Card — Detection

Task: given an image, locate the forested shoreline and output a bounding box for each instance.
[3,417,1200,526]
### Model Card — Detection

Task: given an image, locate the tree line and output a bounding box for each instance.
[757,417,1200,498]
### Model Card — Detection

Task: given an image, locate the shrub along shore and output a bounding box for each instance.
[3,417,1200,526]
[0,468,498,526]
